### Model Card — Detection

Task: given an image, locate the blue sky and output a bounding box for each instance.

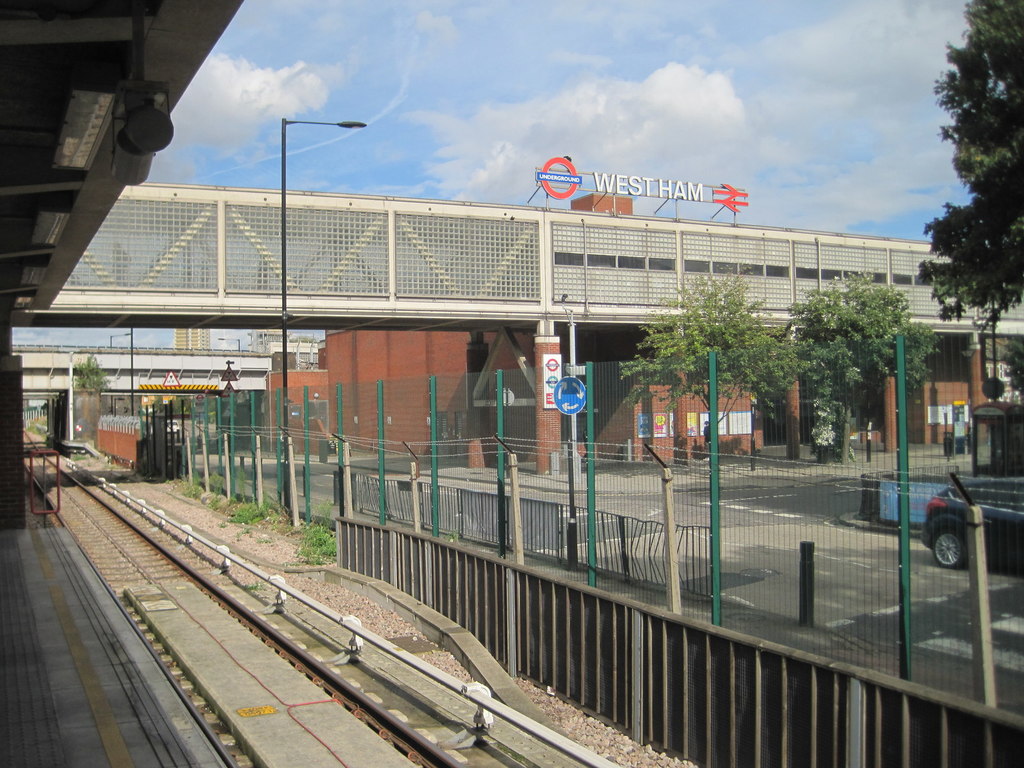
[18,0,972,348]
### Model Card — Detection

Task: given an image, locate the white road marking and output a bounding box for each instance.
[918,637,1024,673]
[993,617,1024,636]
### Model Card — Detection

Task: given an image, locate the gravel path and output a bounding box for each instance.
[79,459,695,768]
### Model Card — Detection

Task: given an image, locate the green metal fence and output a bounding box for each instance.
[187,334,1024,717]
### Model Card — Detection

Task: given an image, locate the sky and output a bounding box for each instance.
[17,0,972,349]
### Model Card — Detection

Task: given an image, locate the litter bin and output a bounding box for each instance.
[942,430,954,458]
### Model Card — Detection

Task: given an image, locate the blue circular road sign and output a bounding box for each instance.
[553,376,587,415]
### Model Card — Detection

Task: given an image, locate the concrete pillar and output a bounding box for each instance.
[786,379,801,460]
[534,335,561,474]
[0,353,24,528]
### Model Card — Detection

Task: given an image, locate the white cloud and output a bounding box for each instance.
[171,54,331,149]
[408,0,968,235]
[414,10,458,47]
[412,62,746,203]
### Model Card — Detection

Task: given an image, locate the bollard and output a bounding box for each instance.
[799,540,815,627]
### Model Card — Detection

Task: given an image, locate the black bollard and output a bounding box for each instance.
[799,541,815,627]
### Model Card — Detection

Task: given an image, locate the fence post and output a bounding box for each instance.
[404,442,421,532]
[229,391,236,498]
[275,388,283,506]
[377,379,387,525]
[497,369,507,558]
[255,433,264,506]
[304,385,311,524]
[201,412,211,492]
[430,375,439,537]
[586,360,596,587]
[287,435,299,527]
[895,335,912,680]
[709,349,722,626]
[222,433,231,498]
[250,391,258,502]
[645,444,681,613]
[185,434,194,484]
[342,440,354,518]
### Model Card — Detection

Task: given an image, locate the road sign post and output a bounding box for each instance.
[554,377,587,569]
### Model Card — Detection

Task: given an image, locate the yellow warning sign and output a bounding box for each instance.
[236,705,277,717]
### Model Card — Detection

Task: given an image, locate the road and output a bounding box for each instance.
[240,452,1024,712]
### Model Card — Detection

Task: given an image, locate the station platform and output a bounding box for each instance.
[1,514,231,768]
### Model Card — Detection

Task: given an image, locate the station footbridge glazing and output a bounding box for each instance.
[16,182,1024,336]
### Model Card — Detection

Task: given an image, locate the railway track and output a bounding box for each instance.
[38,457,614,768]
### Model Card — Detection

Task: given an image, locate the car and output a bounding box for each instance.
[921,478,1024,570]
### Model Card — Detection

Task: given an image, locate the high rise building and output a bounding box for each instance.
[173,328,210,350]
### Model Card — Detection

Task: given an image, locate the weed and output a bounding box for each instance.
[208,474,225,495]
[182,480,203,499]
[297,523,336,565]
[230,502,266,525]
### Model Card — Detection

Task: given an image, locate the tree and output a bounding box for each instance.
[73,354,108,393]
[623,274,799,418]
[791,275,935,461]
[919,0,1024,327]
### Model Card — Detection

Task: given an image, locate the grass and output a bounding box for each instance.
[297,523,336,565]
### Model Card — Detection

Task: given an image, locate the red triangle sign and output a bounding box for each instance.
[163,370,182,387]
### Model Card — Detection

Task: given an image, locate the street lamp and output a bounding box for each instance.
[280,117,365,509]
[280,118,365,409]
[110,329,134,414]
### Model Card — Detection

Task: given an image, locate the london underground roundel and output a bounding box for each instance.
[536,157,582,199]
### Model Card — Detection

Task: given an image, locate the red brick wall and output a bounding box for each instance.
[97,428,138,466]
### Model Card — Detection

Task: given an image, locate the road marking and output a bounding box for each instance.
[993,617,1024,635]
[918,637,1024,673]
[826,619,854,628]
[776,513,802,519]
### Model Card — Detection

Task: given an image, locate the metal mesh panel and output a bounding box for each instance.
[225,204,389,295]
[395,213,539,299]
[70,198,217,289]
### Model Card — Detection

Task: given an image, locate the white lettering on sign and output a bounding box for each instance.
[593,172,705,202]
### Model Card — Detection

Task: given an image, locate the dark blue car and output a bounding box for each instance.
[921,478,1024,570]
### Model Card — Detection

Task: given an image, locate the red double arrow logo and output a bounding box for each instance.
[713,184,749,214]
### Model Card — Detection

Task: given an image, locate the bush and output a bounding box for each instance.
[297,523,335,565]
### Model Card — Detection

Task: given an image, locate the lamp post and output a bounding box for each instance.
[110,329,134,414]
[280,117,365,509]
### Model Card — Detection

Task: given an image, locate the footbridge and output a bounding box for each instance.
[17,182,1011,336]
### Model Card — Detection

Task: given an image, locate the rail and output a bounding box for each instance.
[67,460,619,768]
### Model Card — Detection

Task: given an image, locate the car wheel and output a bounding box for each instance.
[932,529,966,569]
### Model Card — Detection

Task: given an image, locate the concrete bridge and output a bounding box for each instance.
[18,182,1017,337]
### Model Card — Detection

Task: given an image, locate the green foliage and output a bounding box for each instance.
[208,473,225,495]
[181,480,203,499]
[792,275,936,460]
[297,523,336,565]
[230,502,267,525]
[228,500,280,525]
[73,354,109,393]
[622,274,800,412]
[920,0,1024,325]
